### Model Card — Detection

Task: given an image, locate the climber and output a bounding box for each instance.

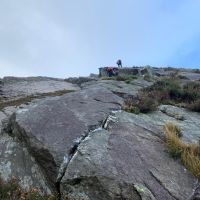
[117,59,122,68]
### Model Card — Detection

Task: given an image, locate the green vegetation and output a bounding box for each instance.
[101,75,137,83]
[0,177,59,200]
[164,123,200,178]
[143,74,154,82]
[124,77,200,114]
[124,92,158,114]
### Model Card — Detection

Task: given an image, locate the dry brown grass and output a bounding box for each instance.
[164,123,200,178]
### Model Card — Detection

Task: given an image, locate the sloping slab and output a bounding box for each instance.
[6,87,123,187]
[61,112,196,200]
[0,133,52,194]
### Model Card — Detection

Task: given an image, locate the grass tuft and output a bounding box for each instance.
[164,123,200,178]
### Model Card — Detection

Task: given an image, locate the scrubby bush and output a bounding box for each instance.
[124,77,200,114]
[143,74,153,82]
[136,93,158,113]
[182,82,200,102]
[144,78,182,101]
[124,93,158,114]
[124,106,140,114]
[188,100,200,112]
[177,75,189,80]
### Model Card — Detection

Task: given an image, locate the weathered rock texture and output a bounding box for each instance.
[5,86,123,191]
[1,76,79,101]
[61,111,196,200]
[0,74,199,199]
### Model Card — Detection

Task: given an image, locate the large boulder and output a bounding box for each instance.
[5,87,123,189]
[61,111,196,200]
[0,109,52,193]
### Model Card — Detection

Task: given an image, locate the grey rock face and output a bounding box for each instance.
[1,78,79,100]
[6,87,123,189]
[1,77,198,199]
[1,106,52,193]
[82,79,153,98]
[122,104,200,143]
[190,183,200,200]
[0,133,52,194]
[61,111,196,200]
[179,72,200,81]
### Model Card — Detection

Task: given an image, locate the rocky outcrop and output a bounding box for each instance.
[5,86,123,192]
[1,76,80,101]
[81,79,153,98]
[190,183,200,200]
[61,111,196,200]
[0,133,52,194]
[0,76,199,199]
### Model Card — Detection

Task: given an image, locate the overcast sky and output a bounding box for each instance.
[0,0,200,78]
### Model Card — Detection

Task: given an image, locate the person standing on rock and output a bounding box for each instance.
[117,59,122,68]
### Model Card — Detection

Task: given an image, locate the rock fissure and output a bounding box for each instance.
[56,112,117,191]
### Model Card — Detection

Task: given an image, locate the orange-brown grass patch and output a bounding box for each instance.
[164,123,200,178]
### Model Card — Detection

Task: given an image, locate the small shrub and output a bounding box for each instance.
[0,177,59,200]
[188,100,200,112]
[137,93,158,113]
[143,74,152,82]
[116,75,137,82]
[125,79,131,84]
[144,78,182,101]
[164,123,185,158]
[0,177,21,200]
[124,77,200,113]
[177,75,189,80]
[124,106,140,114]
[115,76,126,81]
[164,122,182,137]
[101,77,116,80]
[182,147,200,177]
[124,93,158,114]
[182,82,200,102]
